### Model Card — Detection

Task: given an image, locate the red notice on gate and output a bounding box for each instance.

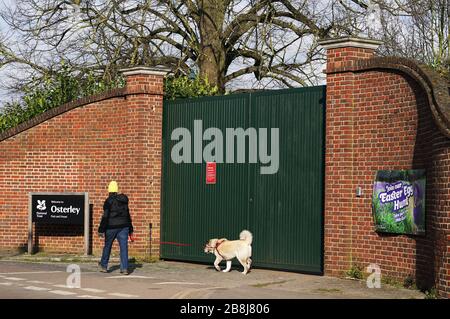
[206,162,216,184]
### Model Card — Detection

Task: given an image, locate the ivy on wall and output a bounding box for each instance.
[0,69,219,134]
[0,66,124,133]
[163,75,219,101]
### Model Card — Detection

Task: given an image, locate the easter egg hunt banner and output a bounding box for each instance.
[372,170,426,235]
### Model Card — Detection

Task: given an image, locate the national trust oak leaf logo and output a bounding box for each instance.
[37,200,46,211]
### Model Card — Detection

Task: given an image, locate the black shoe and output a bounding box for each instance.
[98,262,108,273]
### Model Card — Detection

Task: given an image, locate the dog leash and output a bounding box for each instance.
[160,241,192,247]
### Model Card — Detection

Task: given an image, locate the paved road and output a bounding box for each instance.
[0,260,425,299]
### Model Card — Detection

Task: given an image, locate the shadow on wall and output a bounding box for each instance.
[411,74,439,291]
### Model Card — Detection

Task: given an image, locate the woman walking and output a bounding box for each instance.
[98,181,134,275]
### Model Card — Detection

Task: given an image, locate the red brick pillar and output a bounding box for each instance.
[318,38,382,276]
[120,67,168,258]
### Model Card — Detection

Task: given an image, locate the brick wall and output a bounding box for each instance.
[0,40,448,297]
[321,38,450,298]
[0,67,165,258]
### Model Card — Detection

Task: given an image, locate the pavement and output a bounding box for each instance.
[0,252,426,299]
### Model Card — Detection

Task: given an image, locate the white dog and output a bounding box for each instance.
[204,230,253,274]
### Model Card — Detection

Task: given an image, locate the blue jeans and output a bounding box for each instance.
[100,227,129,271]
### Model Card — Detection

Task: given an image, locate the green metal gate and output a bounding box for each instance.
[161,86,325,274]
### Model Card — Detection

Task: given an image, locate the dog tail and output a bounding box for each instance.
[240,230,253,245]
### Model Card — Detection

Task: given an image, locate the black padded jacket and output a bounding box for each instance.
[98,193,134,233]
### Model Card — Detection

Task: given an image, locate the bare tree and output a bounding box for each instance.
[0,0,364,93]
[340,0,449,77]
[2,0,446,97]
[382,0,449,77]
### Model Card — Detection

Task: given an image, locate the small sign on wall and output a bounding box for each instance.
[206,162,216,184]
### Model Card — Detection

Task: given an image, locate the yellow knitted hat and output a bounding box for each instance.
[108,181,119,193]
